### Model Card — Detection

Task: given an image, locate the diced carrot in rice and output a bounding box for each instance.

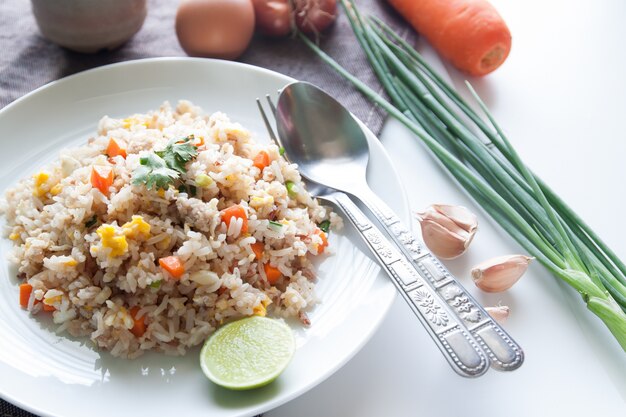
[19,283,32,308]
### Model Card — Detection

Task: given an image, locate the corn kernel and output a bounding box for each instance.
[9,233,19,241]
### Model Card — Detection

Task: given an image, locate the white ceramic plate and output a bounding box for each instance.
[0,58,409,417]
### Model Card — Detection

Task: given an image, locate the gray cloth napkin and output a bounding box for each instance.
[0,0,415,133]
[0,0,415,416]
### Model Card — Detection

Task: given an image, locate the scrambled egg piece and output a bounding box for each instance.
[64,258,78,267]
[253,297,272,317]
[96,225,128,257]
[122,117,149,129]
[250,194,274,209]
[225,127,250,141]
[156,235,171,250]
[33,172,50,197]
[224,174,238,185]
[122,215,151,239]
[33,171,61,197]
[50,184,63,196]
[43,289,63,306]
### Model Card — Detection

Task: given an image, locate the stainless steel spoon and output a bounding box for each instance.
[258,96,488,377]
[276,81,524,372]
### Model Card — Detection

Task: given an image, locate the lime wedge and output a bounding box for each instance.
[200,316,295,390]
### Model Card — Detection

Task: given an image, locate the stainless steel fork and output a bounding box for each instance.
[256,96,491,377]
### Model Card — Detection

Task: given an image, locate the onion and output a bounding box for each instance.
[252,0,293,37]
[252,0,337,37]
[294,0,337,35]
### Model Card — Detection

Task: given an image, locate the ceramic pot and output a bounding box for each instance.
[31,0,147,53]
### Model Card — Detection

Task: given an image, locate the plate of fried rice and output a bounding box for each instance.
[0,58,409,417]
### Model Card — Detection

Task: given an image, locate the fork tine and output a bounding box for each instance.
[256,96,291,163]
[256,97,279,145]
[266,94,277,117]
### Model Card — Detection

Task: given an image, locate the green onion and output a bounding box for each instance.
[177,184,196,196]
[149,280,162,289]
[195,173,213,188]
[301,0,626,350]
[318,220,330,233]
[269,220,283,228]
[285,180,298,198]
[85,215,98,228]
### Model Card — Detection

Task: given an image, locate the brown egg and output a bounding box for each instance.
[176,0,255,60]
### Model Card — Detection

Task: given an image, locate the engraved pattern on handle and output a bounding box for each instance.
[329,192,488,377]
[358,191,524,371]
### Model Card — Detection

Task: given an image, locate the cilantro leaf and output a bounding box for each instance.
[157,137,198,174]
[318,220,330,233]
[132,153,180,190]
[131,136,198,191]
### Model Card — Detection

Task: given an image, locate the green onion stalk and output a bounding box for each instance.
[300,0,626,350]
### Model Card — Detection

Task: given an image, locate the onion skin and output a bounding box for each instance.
[294,0,337,35]
[252,0,294,37]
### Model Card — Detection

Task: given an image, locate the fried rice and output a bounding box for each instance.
[1,100,341,358]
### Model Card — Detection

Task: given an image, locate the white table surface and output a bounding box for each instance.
[268,0,626,415]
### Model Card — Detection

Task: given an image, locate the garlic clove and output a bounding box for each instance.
[419,218,469,259]
[417,210,469,239]
[432,204,478,233]
[485,305,510,323]
[471,255,533,292]
[416,204,478,259]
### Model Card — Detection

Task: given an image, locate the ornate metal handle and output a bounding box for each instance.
[327,192,489,377]
[357,190,524,371]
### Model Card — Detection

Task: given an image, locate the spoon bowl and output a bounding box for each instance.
[276,82,371,192]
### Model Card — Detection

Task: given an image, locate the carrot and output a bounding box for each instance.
[43,304,56,312]
[220,204,248,233]
[90,165,114,196]
[314,229,329,254]
[159,256,185,279]
[129,306,146,337]
[106,138,127,159]
[252,151,270,172]
[19,283,33,308]
[387,0,511,76]
[251,241,264,260]
[264,263,282,285]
